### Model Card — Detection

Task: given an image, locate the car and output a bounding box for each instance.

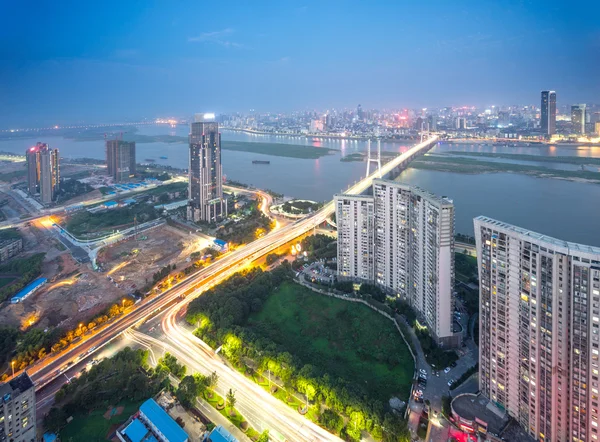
[419,368,427,375]
[448,379,454,387]
[444,367,451,374]
[450,361,458,368]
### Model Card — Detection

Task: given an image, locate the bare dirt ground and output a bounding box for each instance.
[0,224,207,332]
[96,225,205,294]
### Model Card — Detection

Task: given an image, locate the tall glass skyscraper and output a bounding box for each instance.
[26,142,59,203]
[540,90,556,136]
[106,139,136,182]
[187,113,227,222]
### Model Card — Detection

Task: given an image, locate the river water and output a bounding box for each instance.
[1,125,599,246]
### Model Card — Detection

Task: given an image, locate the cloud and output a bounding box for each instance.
[188,28,244,48]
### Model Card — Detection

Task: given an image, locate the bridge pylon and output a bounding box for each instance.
[365,137,382,178]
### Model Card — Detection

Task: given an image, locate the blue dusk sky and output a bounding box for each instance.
[1,0,599,126]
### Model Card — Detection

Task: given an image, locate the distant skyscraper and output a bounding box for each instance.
[456,117,466,130]
[0,372,36,442]
[26,142,59,202]
[571,104,587,135]
[475,216,600,442]
[187,113,227,222]
[357,104,363,121]
[540,90,556,136]
[39,147,60,204]
[336,180,457,346]
[106,140,136,182]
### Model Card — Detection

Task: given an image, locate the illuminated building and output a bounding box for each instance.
[475,216,600,442]
[26,142,59,203]
[106,140,136,182]
[335,194,375,281]
[0,372,36,442]
[187,113,227,222]
[336,180,457,346]
[540,91,556,136]
[571,104,587,135]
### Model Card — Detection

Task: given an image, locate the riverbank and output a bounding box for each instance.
[411,154,600,184]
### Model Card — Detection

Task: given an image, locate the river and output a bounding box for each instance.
[1,125,599,246]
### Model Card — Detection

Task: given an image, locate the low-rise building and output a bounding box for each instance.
[0,238,22,263]
[117,398,188,442]
[204,425,237,442]
[10,278,47,304]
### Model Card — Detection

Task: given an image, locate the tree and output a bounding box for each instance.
[43,407,67,433]
[176,375,199,407]
[226,388,236,414]
[207,371,219,390]
[257,430,269,442]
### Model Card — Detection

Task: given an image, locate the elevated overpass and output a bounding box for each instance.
[30,135,439,396]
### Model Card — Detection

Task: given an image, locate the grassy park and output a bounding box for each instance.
[248,282,414,401]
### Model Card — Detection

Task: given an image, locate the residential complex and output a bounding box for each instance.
[106,139,136,182]
[475,216,600,442]
[0,373,36,442]
[336,179,457,346]
[540,90,556,136]
[0,237,22,263]
[571,104,587,135]
[187,113,227,223]
[25,142,60,203]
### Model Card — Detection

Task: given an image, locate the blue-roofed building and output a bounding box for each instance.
[205,426,238,442]
[10,277,47,303]
[43,433,58,442]
[139,399,188,442]
[104,200,119,209]
[123,198,137,206]
[122,418,149,442]
[213,239,228,252]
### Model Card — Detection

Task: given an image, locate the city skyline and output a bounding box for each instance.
[2,0,599,126]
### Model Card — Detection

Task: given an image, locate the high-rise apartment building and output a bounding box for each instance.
[571,104,587,135]
[540,91,557,136]
[0,372,36,442]
[336,179,457,346]
[187,113,227,222]
[106,140,136,182]
[335,194,375,281]
[26,143,59,203]
[475,216,600,442]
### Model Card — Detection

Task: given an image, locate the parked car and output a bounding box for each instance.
[444,367,451,374]
[447,379,454,387]
[419,368,427,376]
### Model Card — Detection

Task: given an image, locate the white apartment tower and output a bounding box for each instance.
[335,194,375,281]
[0,373,36,442]
[475,216,600,442]
[336,180,456,346]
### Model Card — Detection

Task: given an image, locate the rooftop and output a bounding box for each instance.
[11,277,47,301]
[123,418,149,442]
[451,393,507,436]
[0,372,34,400]
[208,425,238,442]
[475,216,600,256]
[139,399,188,442]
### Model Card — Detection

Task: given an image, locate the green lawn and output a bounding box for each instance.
[59,400,142,442]
[248,282,414,401]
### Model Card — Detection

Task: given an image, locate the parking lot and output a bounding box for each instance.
[297,260,336,284]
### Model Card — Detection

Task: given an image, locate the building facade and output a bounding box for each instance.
[336,180,456,345]
[39,147,60,204]
[0,238,23,263]
[26,143,59,203]
[540,91,557,136]
[335,194,375,281]
[187,113,227,222]
[475,216,600,442]
[106,140,136,182]
[0,373,36,442]
[571,104,587,135]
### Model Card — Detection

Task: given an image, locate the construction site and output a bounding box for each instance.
[0,221,210,332]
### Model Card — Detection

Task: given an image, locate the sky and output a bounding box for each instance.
[1,0,599,126]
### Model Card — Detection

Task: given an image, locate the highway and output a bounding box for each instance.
[31,135,438,433]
